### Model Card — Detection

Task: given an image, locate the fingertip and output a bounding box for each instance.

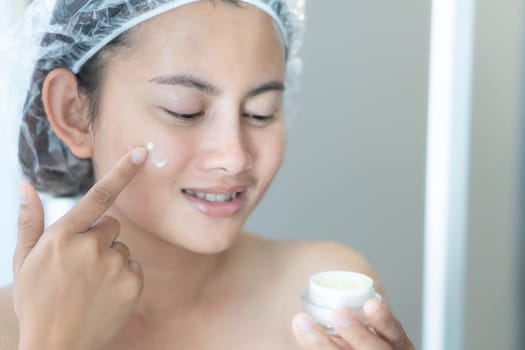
[364,298,382,312]
[362,299,410,347]
[292,312,327,346]
[332,308,353,329]
[18,182,32,206]
[364,298,386,321]
[292,312,314,335]
[130,147,147,165]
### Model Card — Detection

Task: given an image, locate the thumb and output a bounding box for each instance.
[13,182,45,277]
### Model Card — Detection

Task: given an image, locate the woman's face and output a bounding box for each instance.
[88,1,286,253]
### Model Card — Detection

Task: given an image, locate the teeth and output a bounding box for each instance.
[185,190,238,202]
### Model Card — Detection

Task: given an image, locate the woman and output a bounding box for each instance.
[0,0,415,349]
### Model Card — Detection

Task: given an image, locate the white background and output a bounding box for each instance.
[0,0,20,293]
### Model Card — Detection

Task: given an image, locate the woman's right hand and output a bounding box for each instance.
[13,147,148,350]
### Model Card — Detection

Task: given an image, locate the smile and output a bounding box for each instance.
[182,189,241,202]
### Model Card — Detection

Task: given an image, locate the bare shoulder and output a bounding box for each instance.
[254,238,388,349]
[237,236,385,297]
[288,240,374,271]
[221,236,387,350]
[274,239,385,296]
[0,285,18,350]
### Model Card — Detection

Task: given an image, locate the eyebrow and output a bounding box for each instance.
[150,74,220,96]
[149,74,285,98]
[247,81,285,97]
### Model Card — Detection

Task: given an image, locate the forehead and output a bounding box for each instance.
[110,1,285,82]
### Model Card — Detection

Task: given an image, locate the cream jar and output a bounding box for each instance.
[301,271,382,335]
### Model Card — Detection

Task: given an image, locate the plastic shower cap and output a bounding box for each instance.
[0,0,306,197]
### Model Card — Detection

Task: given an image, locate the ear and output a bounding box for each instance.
[42,68,94,159]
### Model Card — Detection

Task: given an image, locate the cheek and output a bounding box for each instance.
[91,120,186,183]
[93,131,193,217]
[128,135,193,186]
[140,128,204,173]
[254,127,286,179]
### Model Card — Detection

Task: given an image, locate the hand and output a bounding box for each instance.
[13,147,147,350]
[292,299,415,350]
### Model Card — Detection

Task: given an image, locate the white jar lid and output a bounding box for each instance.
[309,271,375,308]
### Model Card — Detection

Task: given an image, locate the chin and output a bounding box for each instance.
[158,220,245,255]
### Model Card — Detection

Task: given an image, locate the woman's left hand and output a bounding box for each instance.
[291,299,415,350]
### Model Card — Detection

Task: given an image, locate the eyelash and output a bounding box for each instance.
[243,113,276,121]
[162,109,275,122]
[162,109,203,119]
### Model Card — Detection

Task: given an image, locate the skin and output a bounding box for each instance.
[0,2,414,350]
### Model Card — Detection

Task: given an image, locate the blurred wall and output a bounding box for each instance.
[464,1,524,349]
[0,0,21,292]
[247,1,430,348]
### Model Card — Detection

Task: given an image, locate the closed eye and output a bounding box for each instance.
[243,113,275,121]
[162,108,203,119]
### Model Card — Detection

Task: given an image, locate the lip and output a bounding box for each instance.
[184,185,247,195]
[182,186,247,218]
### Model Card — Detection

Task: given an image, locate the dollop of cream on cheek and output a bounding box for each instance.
[146,141,168,169]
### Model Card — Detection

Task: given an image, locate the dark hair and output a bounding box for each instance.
[18,0,242,197]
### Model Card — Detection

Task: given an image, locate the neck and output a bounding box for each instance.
[113,214,232,324]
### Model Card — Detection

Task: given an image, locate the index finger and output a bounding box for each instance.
[363,299,414,349]
[332,308,389,349]
[63,147,147,233]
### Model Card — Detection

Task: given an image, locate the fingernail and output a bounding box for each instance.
[19,183,29,206]
[334,310,352,329]
[295,313,314,334]
[130,148,147,165]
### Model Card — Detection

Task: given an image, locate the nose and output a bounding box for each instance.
[199,116,253,175]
